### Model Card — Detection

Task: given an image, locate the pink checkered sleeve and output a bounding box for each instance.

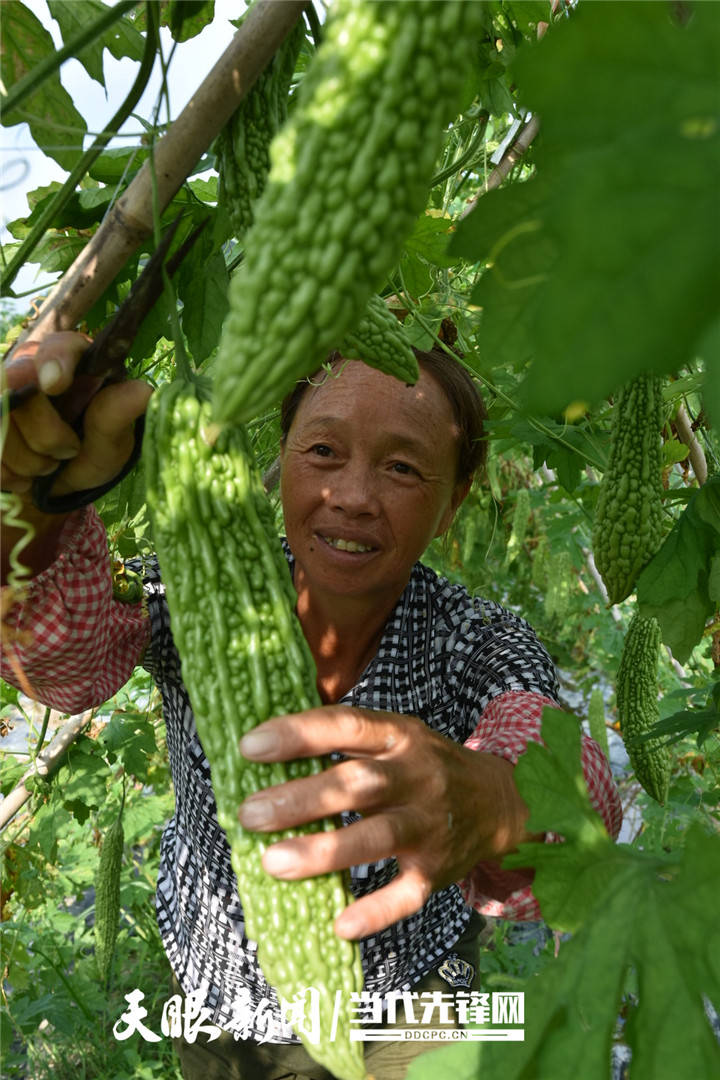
[458,689,622,921]
[1,505,150,714]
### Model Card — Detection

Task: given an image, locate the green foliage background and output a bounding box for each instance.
[1,2,719,1078]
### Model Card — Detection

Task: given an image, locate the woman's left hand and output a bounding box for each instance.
[237,707,533,940]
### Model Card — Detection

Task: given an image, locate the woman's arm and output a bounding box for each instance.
[2,505,150,713]
[1,334,153,711]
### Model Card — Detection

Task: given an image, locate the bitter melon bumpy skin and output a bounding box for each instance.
[216,20,305,241]
[94,814,124,986]
[592,374,664,605]
[144,378,366,1080]
[212,0,482,424]
[616,611,671,805]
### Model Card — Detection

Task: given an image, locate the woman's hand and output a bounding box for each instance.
[1,332,153,583]
[2,332,152,499]
[238,707,533,940]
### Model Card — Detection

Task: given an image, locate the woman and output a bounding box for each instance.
[1,335,621,1079]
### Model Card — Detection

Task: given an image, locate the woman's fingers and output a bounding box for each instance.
[333,870,433,940]
[2,332,91,394]
[7,390,82,462]
[239,756,394,831]
[53,379,153,495]
[2,332,152,498]
[239,705,418,762]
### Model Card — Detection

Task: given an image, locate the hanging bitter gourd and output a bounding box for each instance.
[94,811,124,986]
[212,0,484,424]
[615,611,671,804]
[216,19,305,241]
[144,376,366,1080]
[338,294,418,385]
[593,374,664,605]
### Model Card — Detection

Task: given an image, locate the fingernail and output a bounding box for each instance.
[239,798,273,828]
[38,360,63,394]
[240,729,278,758]
[52,446,80,460]
[263,845,297,877]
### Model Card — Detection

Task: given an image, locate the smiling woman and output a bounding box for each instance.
[0,334,622,1080]
[279,350,486,703]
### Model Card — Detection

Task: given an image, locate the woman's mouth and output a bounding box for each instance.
[320,535,375,554]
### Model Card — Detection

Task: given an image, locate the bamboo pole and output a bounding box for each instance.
[0,710,93,833]
[15,0,307,345]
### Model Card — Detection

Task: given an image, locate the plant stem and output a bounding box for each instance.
[32,707,51,761]
[1,0,140,118]
[430,113,489,189]
[0,1,158,295]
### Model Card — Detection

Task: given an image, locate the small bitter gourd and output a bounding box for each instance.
[338,294,418,385]
[544,549,573,621]
[593,374,664,605]
[94,812,124,986]
[144,376,366,1080]
[216,19,305,241]
[212,0,483,424]
[615,611,671,804]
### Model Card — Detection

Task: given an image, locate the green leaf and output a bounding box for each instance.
[408,716,720,1080]
[503,709,617,933]
[405,214,456,268]
[637,477,720,663]
[451,2,720,413]
[88,145,150,184]
[0,1,88,171]
[32,231,88,275]
[47,0,144,86]
[662,440,690,467]
[168,0,215,42]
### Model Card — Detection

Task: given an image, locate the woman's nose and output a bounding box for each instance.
[327,462,381,516]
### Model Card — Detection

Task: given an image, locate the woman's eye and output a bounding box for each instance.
[310,444,333,457]
[391,461,416,476]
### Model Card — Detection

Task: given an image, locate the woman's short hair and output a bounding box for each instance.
[280,346,487,486]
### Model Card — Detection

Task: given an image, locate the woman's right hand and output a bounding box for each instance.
[1,331,153,500]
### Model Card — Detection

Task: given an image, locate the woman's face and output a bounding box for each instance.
[280,360,467,607]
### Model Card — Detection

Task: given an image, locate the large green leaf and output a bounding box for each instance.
[0,1,87,171]
[47,0,144,86]
[637,477,720,663]
[451,2,720,416]
[407,711,720,1080]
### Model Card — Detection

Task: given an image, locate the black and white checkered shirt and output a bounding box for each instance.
[140,547,559,1041]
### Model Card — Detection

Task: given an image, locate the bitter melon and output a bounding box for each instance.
[94,812,124,986]
[216,19,305,241]
[593,374,664,605]
[615,611,671,804]
[144,376,366,1080]
[212,0,483,424]
[339,294,418,384]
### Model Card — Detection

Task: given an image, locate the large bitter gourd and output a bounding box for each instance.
[616,611,671,804]
[144,377,366,1080]
[593,374,664,605]
[216,19,305,241]
[212,0,483,424]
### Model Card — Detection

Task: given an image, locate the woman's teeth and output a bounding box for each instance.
[323,536,373,553]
